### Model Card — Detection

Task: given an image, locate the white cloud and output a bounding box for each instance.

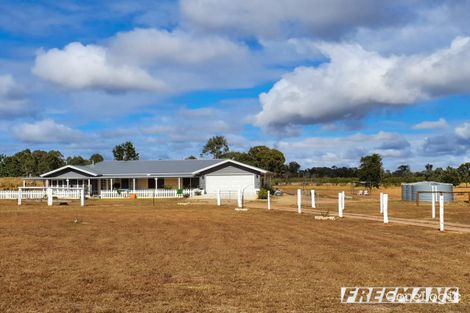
[32,42,166,92]
[12,119,84,144]
[455,122,470,140]
[0,74,32,118]
[413,118,448,130]
[32,29,276,93]
[256,37,470,131]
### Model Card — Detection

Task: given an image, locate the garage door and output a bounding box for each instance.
[205,175,255,193]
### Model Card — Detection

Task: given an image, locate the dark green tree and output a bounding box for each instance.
[358,153,383,188]
[424,163,434,180]
[201,136,229,159]
[89,153,104,164]
[286,161,301,177]
[457,163,470,187]
[393,165,412,178]
[247,146,285,174]
[441,166,460,186]
[113,141,140,161]
[66,156,90,165]
[185,155,197,160]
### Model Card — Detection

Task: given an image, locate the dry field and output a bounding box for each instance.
[1,190,470,312]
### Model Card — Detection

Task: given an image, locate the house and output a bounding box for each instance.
[35,159,268,197]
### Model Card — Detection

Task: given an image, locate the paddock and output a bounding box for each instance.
[0,195,469,312]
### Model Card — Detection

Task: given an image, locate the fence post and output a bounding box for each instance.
[341,191,345,211]
[237,189,242,208]
[383,194,389,224]
[80,188,85,207]
[17,188,22,206]
[431,186,436,219]
[338,192,343,217]
[47,188,53,206]
[439,194,444,232]
[311,190,316,208]
[297,189,302,214]
[216,189,221,206]
[267,191,271,210]
[380,192,384,214]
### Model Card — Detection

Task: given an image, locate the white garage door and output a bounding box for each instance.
[205,175,255,193]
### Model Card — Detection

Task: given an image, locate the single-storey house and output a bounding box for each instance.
[34,159,268,197]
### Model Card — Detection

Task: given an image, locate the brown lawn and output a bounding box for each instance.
[0,195,470,312]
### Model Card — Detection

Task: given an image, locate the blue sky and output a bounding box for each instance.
[1,0,470,171]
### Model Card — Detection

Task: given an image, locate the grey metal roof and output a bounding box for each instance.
[40,159,268,178]
[83,159,224,175]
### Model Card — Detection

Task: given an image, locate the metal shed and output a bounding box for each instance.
[401,181,453,202]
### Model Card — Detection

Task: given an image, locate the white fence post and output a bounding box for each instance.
[311,190,316,208]
[267,191,271,210]
[431,186,436,219]
[439,194,444,232]
[297,189,302,214]
[237,189,242,208]
[47,188,53,206]
[383,194,389,224]
[17,188,22,206]
[80,188,85,207]
[341,191,345,211]
[380,192,384,214]
[338,192,343,217]
[216,189,221,206]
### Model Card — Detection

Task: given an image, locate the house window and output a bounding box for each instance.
[148,178,156,189]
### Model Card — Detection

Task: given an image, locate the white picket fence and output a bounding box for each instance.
[0,190,20,199]
[100,189,198,199]
[0,188,83,200]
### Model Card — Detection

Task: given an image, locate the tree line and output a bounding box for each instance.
[1,137,469,187]
[0,141,138,177]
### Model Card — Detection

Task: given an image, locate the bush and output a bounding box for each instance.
[258,188,269,199]
[262,182,275,193]
[194,190,202,196]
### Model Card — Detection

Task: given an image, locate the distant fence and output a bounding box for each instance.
[0,187,82,200]
[99,189,198,199]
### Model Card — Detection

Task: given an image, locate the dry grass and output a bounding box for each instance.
[0,195,470,312]
[0,177,43,190]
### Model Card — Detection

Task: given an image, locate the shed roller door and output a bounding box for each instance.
[205,175,255,193]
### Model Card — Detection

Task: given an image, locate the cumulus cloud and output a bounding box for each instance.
[32,42,166,92]
[32,29,275,93]
[12,119,84,144]
[413,118,448,130]
[255,37,470,131]
[0,75,33,118]
[180,0,410,39]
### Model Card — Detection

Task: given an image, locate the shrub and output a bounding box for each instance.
[258,188,269,199]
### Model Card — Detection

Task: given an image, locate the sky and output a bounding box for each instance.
[1,0,470,171]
